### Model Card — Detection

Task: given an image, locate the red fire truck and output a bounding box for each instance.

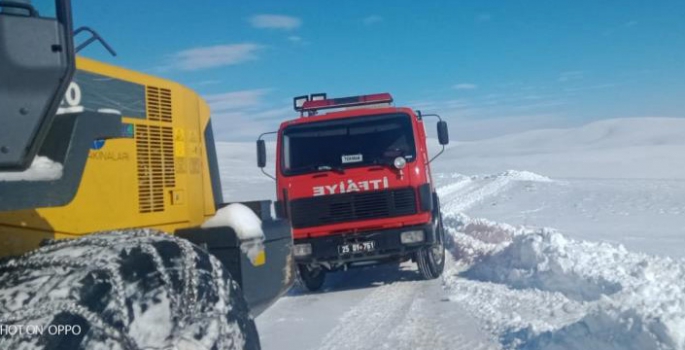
[257,93,450,291]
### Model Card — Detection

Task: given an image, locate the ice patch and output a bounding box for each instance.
[0,156,62,182]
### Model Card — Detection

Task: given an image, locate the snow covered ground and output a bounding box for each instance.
[217,117,685,350]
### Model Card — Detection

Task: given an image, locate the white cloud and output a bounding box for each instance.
[203,90,295,141]
[558,71,584,83]
[211,107,294,141]
[406,88,575,140]
[563,83,617,93]
[211,114,272,141]
[191,80,222,88]
[453,83,478,90]
[287,36,309,45]
[363,15,383,25]
[251,107,293,120]
[250,14,301,30]
[205,89,271,112]
[170,44,263,71]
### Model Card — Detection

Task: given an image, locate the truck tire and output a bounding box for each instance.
[0,229,259,350]
[416,215,446,280]
[297,264,326,292]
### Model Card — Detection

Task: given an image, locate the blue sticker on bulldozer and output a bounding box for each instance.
[90,124,134,150]
[121,123,134,138]
[91,139,105,150]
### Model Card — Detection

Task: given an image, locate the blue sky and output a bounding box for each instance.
[69,1,684,141]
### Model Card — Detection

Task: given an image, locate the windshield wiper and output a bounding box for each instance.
[316,164,345,174]
[289,164,345,174]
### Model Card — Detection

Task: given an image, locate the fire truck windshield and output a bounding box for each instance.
[281,113,416,176]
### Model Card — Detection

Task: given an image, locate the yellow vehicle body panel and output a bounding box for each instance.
[0,57,219,257]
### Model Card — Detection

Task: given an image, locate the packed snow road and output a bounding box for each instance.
[254,172,524,350]
[256,259,496,350]
[256,170,685,350]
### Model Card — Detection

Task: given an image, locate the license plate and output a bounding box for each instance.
[338,241,376,255]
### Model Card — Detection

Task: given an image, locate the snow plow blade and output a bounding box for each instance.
[177,200,294,316]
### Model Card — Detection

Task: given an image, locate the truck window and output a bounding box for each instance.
[281,113,416,175]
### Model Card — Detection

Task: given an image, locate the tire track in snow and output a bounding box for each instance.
[314,171,543,350]
[258,170,550,350]
[437,171,553,216]
[316,271,497,350]
[437,174,511,215]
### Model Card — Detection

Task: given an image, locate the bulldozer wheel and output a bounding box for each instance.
[0,229,259,350]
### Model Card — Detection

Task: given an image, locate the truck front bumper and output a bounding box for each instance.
[293,222,437,268]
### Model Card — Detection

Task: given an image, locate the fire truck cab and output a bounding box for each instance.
[257,93,449,291]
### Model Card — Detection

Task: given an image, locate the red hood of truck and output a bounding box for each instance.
[280,163,432,238]
[284,163,423,198]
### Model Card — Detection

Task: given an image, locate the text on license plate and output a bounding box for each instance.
[338,241,376,255]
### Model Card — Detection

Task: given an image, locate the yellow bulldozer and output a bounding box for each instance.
[0,1,293,349]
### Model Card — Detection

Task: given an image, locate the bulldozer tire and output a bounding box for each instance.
[0,229,259,350]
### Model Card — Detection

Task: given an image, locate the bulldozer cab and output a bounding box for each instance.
[0,0,122,211]
[0,0,75,171]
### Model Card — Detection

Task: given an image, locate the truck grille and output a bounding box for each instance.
[289,188,417,229]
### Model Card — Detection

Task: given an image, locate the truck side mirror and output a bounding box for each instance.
[437,121,449,145]
[0,0,76,171]
[257,139,267,168]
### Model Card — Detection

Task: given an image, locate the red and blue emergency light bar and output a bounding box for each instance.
[293,93,394,114]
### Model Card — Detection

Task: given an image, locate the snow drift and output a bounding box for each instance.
[444,214,685,350]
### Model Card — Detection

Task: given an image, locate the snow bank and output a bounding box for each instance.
[0,156,62,182]
[444,214,685,350]
[462,231,624,301]
[202,203,265,264]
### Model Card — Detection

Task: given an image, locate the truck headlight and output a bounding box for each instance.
[293,243,312,257]
[394,156,406,169]
[400,230,424,244]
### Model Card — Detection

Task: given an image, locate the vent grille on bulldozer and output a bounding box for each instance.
[136,87,175,213]
[146,86,173,122]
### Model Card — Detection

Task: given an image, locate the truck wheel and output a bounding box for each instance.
[297,264,326,292]
[0,229,260,350]
[416,216,446,280]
